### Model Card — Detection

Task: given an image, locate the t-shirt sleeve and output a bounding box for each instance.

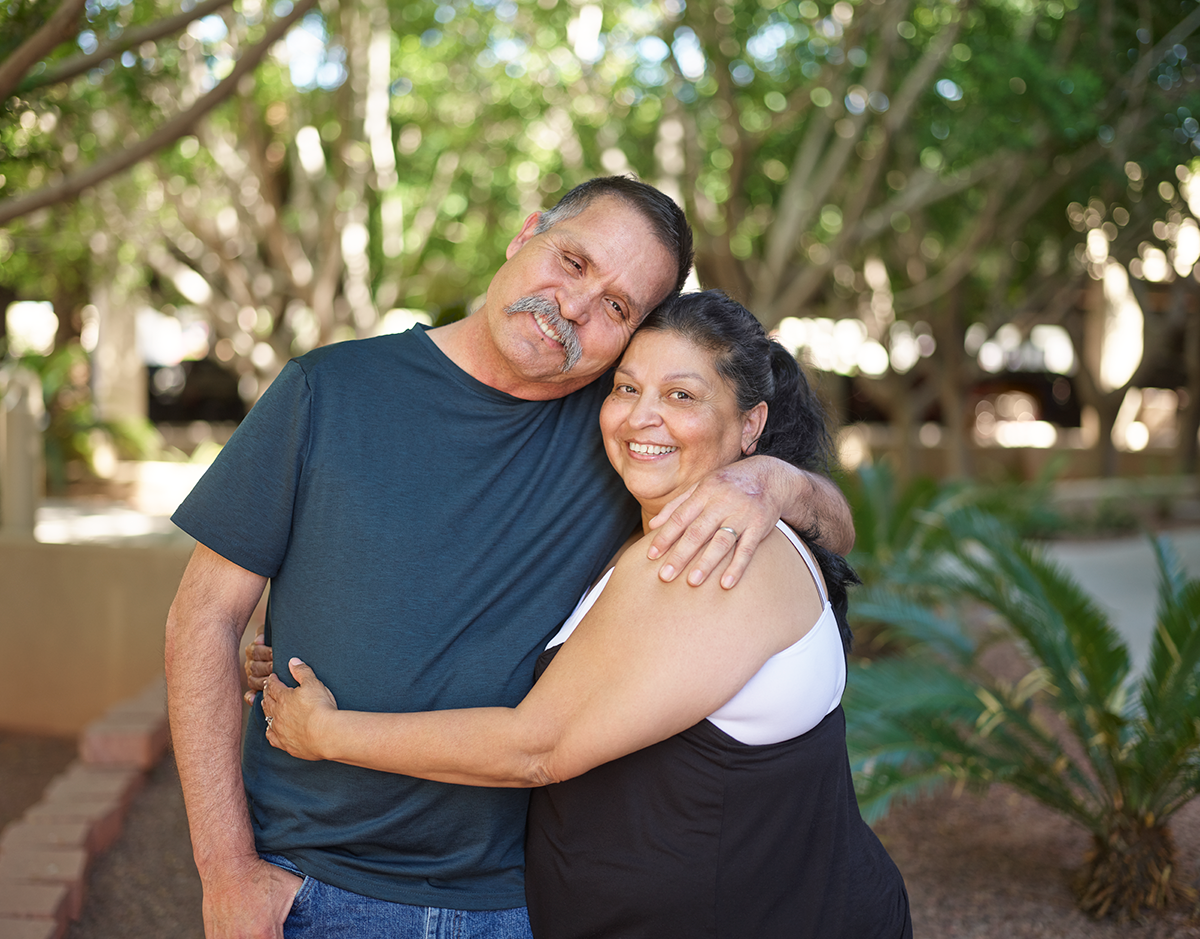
[171,359,312,577]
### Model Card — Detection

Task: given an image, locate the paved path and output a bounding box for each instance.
[1044,528,1200,675]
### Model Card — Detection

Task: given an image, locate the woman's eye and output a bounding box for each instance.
[615,384,637,394]
[670,390,693,401]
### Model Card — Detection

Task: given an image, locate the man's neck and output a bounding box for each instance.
[428,315,597,401]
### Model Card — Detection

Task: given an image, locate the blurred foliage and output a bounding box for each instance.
[844,508,1200,921]
[843,458,1064,584]
[10,342,161,490]
[1,0,1199,478]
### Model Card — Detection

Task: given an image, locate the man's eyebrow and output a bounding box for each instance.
[556,232,641,317]
[555,232,594,267]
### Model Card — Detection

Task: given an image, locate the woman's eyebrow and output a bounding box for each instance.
[660,371,710,385]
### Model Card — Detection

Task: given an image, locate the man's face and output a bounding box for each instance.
[480,197,678,396]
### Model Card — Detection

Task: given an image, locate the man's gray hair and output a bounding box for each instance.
[534,176,694,298]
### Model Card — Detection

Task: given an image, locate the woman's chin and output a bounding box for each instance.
[622,480,688,519]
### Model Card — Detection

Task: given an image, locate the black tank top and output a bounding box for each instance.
[524,649,912,939]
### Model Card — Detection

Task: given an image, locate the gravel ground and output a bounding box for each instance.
[876,786,1200,938]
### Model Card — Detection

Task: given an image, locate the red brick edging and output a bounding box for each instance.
[0,677,168,939]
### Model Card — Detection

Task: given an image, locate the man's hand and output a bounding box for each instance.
[202,855,303,939]
[646,456,853,589]
[243,629,272,705]
[646,458,784,589]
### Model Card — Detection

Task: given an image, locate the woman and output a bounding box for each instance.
[258,290,911,939]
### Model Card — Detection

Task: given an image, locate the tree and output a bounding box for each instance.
[4,0,1199,479]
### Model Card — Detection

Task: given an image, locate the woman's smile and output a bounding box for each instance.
[625,441,679,456]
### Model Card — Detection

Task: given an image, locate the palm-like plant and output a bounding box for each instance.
[845,507,1200,921]
[842,461,1063,587]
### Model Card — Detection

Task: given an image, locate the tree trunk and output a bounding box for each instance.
[1181,308,1200,475]
[1076,818,1178,921]
[934,286,972,480]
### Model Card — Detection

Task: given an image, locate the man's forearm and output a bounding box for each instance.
[782,467,855,556]
[165,547,266,880]
[167,611,256,876]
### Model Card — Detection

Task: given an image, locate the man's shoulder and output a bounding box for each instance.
[293,330,419,372]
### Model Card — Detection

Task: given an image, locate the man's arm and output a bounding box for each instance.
[165,543,302,939]
[646,455,854,589]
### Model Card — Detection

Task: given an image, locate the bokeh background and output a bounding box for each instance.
[6,3,1200,935]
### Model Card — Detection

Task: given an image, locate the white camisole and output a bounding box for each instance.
[544,520,846,746]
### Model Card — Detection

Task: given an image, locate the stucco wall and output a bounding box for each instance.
[0,535,195,734]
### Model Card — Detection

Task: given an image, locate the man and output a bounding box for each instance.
[166,177,853,938]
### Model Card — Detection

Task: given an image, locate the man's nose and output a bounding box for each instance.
[555,286,591,324]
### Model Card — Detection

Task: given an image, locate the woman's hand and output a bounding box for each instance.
[243,628,274,704]
[262,658,339,761]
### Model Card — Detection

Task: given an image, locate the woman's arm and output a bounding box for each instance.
[263,529,823,787]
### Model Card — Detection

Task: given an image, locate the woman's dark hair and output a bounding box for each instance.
[636,289,860,650]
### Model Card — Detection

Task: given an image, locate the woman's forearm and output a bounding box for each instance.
[317,705,556,788]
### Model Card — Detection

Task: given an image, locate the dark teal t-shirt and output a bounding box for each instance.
[172,327,638,909]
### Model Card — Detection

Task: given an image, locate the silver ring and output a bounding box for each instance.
[265,715,274,729]
[718,526,738,538]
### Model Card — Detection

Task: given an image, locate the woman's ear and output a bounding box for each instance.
[741,401,768,455]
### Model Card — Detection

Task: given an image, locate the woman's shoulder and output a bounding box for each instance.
[606,525,824,633]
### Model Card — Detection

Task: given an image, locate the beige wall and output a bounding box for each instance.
[0,535,194,734]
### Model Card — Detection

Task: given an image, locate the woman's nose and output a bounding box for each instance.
[627,396,662,428]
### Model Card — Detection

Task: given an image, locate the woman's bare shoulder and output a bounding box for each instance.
[604,526,824,639]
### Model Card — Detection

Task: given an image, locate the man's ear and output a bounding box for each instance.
[506,212,542,259]
[741,401,768,455]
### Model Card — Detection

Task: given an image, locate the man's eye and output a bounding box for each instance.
[607,299,626,318]
[565,256,583,272]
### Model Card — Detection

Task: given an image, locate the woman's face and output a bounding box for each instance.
[600,329,767,521]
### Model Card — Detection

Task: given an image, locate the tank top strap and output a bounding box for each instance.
[773,520,828,605]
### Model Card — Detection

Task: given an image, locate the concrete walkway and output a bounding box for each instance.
[1044,528,1200,676]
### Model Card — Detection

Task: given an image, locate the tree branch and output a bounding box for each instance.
[0,0,87,103]
[19,0,234,93]
[0,0,318,228]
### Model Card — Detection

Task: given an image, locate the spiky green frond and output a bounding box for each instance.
[852,588,977,664]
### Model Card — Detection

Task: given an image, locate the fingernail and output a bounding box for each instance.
[647,546,660,559]
[290,657,303,666]
[659,564,675,581]
[722,574,735,589]
[688,569,703,586]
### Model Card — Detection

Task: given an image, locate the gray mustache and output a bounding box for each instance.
[504,295,582,373]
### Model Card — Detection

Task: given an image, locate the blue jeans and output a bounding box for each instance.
[262,853,534,939]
